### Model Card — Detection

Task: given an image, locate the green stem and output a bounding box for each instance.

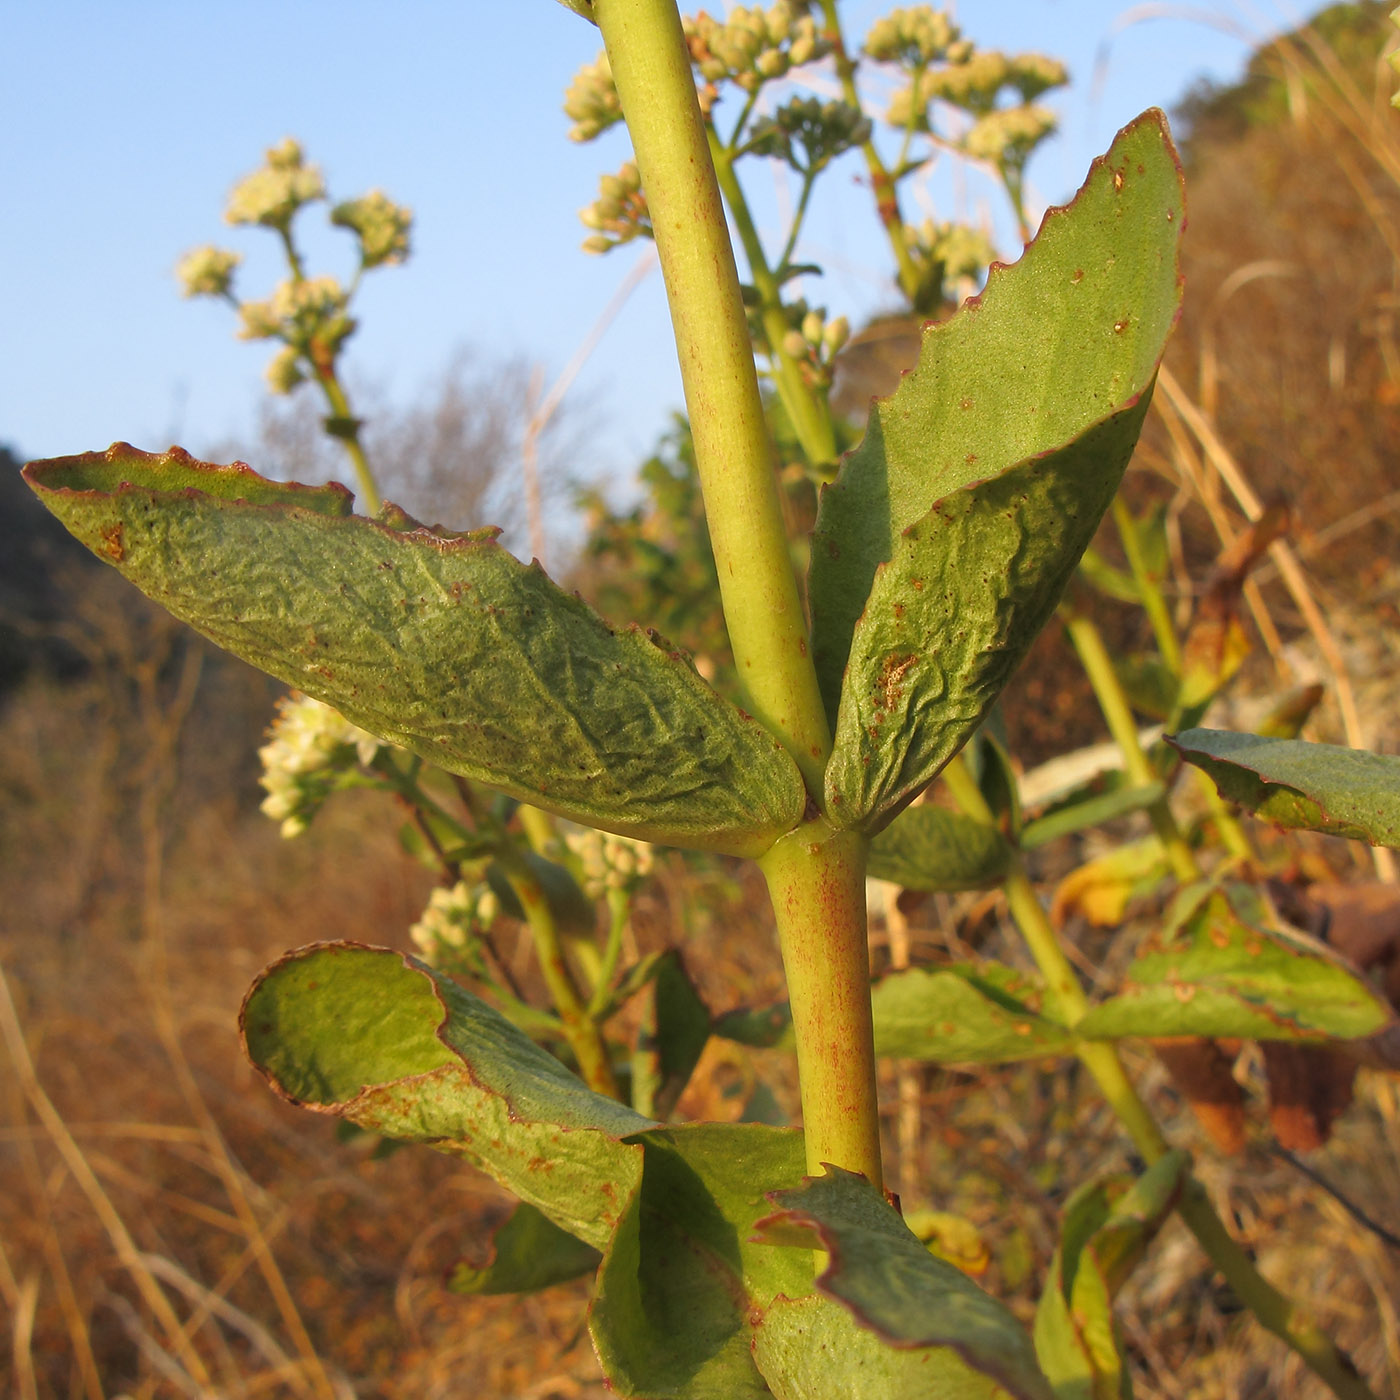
[759,821,882,1188]
[708,135,839,469]
[315,369,381,515]
[373,753,476,847]
[517,803,560,859]
[596,0,830,794]
[818,0,922,304]
[587,888,631,1019]
[1111,496,1182,674]
[1174,1182,1378,1400]
[496,845,620,1100]
[775,170,818,275]
[1063,608,1198,883]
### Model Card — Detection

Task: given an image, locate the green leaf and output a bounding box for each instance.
[753,1294,1023,1400]
[1076,548,1140,605]
[448,1201,600,1296]
[1169,728,1400,849]
[715,963,1074,1064]
[24,447,804,857]
[1077,883,1391,1042]
[713,1001,795,1050]
[755,1169,1054,1400]
[1020,781,1165,850]
[241,943,650,1250]
[1034,1153,1189,1400]
[868,803,1012,891]
[871,964,1075,1063]
[592,1122,813,1399]
[1112,653,1180,722]
[812,112,1184,830]
[486,851,595,936]
[630,950,712,1120]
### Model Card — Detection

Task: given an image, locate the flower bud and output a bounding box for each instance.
[226,139,325,231]
[331,190,413,268]
[265,346,305,395]
[175,245,240,299]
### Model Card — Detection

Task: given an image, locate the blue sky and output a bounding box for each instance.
[5,1,1287,513]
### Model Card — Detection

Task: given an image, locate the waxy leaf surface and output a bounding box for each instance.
[241,943,650,1250]
[24,447,805,856]
[1170,728,1400,849]
[755,1169,1054,1400]
[812,112,1184,830]
[1077,883,1390,1042]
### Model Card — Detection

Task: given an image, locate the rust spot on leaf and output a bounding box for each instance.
[1113,168,1124,192]
[876,653,916,712]
[1072,268,1084,284]
[99,523,124,561]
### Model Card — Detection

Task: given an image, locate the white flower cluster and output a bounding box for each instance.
[903,218,997,285]
[175,245,241,299]
[225,138,325,231]
[684,4,829,95]
[580,161,651,254]
[885,44,1066,139]
[258,692,387,838]
[563,827,656,900]
[409,879,500,971]
[236,275,356,394]
[961,105,1058,164]
[863,7,963,67]
[331,190,413,269]
[564,52,622,143]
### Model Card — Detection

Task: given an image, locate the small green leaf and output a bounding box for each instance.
[1020,781,1165,850]
[448,1201,600,1296]
[1034,1153,1189,1400]
[868,803,1012,891]
[1077,883,1391,1042]
[755,1168,1054,1400]
[872,964,1074,1063]
[1169,728,1400,849]
[24,447,805,857]
[241,943,650,1250]
[714,963,1074,1064]
[1077,548,1140,605]
[713,1001,795,1050]
[486,851,595,936]
[630,950,711,1120]
[1112,653,1179,722]
[812,112,1185,830]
